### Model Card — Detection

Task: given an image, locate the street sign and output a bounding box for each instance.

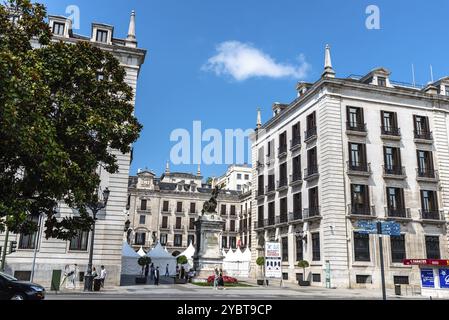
[381,221,401,236]
[421,269,435,288]
[265,242,282,279]
[355,221,378,234]
[355,221,400,236]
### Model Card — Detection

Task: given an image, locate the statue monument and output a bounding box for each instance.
[193,186,225,280]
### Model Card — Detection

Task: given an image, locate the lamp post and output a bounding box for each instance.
[83,187,110,292]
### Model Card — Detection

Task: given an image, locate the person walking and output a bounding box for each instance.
[154,266,160,286]
[99,265,107,288]
[213,268,219,290]
[218,269,225,290]
[150,263,155,280]
[165,264,170,277]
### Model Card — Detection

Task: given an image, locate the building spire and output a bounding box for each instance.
[256,108,262,129]
[322,44,336,78]
[165,160,170,174]
[126,10,137,47]
[197,164,201,176]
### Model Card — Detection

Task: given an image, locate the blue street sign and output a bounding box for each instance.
[421,269,435,288]
[438,269,449,289]
[356,221,378,234]
[381,221,401,236]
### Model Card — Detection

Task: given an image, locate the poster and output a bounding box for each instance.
[438,268,449,289]
[420,269,434,288]
[265,242,282,279]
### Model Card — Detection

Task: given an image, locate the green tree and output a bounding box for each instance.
[0,0,142,239]
[177,255,188,265]
[137,256,151,277]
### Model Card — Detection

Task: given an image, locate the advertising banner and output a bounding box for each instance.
[265,242,282,279]
[420,269,434,288]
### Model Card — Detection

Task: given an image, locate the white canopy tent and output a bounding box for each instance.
[146,242,177,276]
[176,242,195,271]
[137,246,146,257]
[222,247,251,278]
[121,241,142,275]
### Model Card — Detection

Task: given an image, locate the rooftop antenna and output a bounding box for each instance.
[430,65,434,83]
[411,64,416,88]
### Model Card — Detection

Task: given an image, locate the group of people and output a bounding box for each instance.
[91,265,107,289]
[213,268,225,290]
[61,264,107,290]
[143,263,161,285]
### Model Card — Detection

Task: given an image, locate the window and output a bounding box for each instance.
[222,236,228,249]
[378,76,387,87]
[267,140,274,160]
[292,155,301,181]
[308,187,319,215]
[280,198,288,223]
[189,218,195,230]
[237,185,241,191]
[230,205,236,216]
[386,187,406,217]
[187,235,195,245]
[414,115,430,139]
[14,271,31,282]
[347,106,364,130]
[257,205,264,228]
[176,202,183,213]
[230,237,237,249]
[307,147,318,175]
[268,173,275,191]
[258,175,264,195]
[139,215,146,225]
[230,220,235,232]
[161,216,168,228]
[279,131,287,155]
[69,230,89,251]
[190,202,196,214]
[306,112,317,139]
[96,29,109,43]
[296,236,303,261]
[292,122,301,146]
[393,276,409,285]
[350,185,370,215]
[160,234,168,245]
[175,217,182,229]
[446,86,449,96]
[268,202,275,225]
[293,193,302,220]
[244,174,249,180]
[221,204,227,215]
[354,232,370,262]
[140,199,147,211]
[417,150,434,177]
[52,22,65,36]
[384,147,402,174]
[312,273,321,283]
[425,236,440,259]
[421,190,438,216]
[296,273,304,282]
[282,237,288,262]
[237,174,242,179]
[174,234,182,247]
[381,111,399,135]
[349,143,367,170]
[390,235,406,263]
[282,273,289,280]
[356,275,372,284]
[134,232,146,246]
[18,216,39,250]
[163,201,169,212]
[312,233,320,261]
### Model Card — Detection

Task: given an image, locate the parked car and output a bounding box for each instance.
[0,271,45,300]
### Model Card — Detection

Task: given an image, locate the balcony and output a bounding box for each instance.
[288,211,303,223]
[266,217,276,227]
[380,125,401,140]
[304,127,317,143]
[383,165,406,179]
[290,137,301,151]
[173,225,185,232]
[347,161,372,177]
[289,172,303,187]
[220,211,228,217]
[303,207,321,221]
[188,209,198,216]
[175,209,185,216]
[161,207,172,215]
[254,220,265,230]
[419,209,445,224]
[414,130,433,144]
[346,122,367,136]
[304,166,319,181]
[385,207,411,220]
[276,179,288,192]
[275,214,289,225]
[256,188,265,199]
[160,225,171,231]
[278,145,287,159]
[265,184,276,196]
[416,168,438,182]
[347,204,376,219]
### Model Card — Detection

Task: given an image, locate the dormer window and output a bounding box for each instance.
[445,86,449,96]
[96,29,109,43]
[52,22,65,36]
[378,77,387,87]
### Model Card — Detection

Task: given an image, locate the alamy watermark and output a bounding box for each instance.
[365,5,380,30]
[65,5,80,30]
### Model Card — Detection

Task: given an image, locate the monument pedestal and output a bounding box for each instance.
[193,213,225,280]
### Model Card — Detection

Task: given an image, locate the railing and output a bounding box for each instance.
[346,122,367,132]
[290,172,302,183]
[304,166,319,179]
[266,183,276,194]
[266,217,275,226]
[257,188,265,197]
[161,207,172,214]
[188,209,198,215]
[414,130,433,140]
[385,207,411,219]
[348,204,375,216]
[175,209,185,215]
[419,209,443,221]
[278,145,287,157]
[160,225,171,231]
[254,220,265,229]
[381,125,401,136]
[303,207,320,219]
[383,165,406,176]
[290,137,301,149]
[220,211,227,216]
[275,214,289,225]
[288,211,303,222]
[417,168,437,179]
[304,127,317,141]
[277,179,288,189]
[347,161,371,173]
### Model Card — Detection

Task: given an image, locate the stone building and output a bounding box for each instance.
[126,164,243,255]
[250,45,449,289]
[0,12,146,288]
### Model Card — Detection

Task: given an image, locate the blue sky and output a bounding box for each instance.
[39,0,449,180]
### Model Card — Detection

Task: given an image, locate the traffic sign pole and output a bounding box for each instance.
[377,221,387,300]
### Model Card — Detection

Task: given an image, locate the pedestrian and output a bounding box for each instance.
[145,263,150,278]
[180,266,185,280]
[165,264,170,277]
[176,264,180,278]
[218,269,225,290]
[92,267,98,279]
[99,265,107,288]
[213,268,219,290]
[154,266,160,285]
[150,263,155,280]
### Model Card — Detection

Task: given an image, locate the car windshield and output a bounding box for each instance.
[0,271,18,281]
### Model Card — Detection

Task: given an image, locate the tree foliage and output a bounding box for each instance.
[0,0,142,239]
[177,255,188,265]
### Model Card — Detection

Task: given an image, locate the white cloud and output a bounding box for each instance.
[202,41,310,81]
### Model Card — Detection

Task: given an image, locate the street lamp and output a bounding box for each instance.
[84,187,110,292]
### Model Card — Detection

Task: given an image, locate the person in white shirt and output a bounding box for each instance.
[99,265,107,288]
